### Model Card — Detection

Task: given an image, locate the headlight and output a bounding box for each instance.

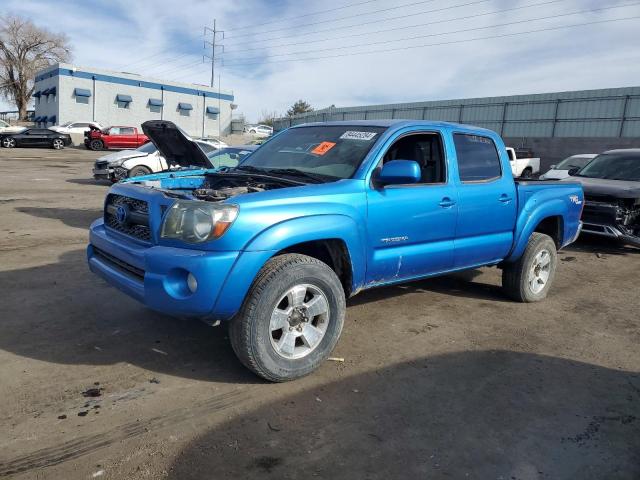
[109,158,126,167]
[160,200,238,243]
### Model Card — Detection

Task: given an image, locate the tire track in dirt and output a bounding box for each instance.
[0,388,250,477]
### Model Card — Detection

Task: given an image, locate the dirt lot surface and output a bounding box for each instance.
[0,147,638,479]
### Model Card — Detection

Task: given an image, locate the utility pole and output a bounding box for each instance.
[204,20,224,88]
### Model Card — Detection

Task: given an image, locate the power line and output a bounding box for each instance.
[223,2,640,63]
[224,0,567,54]
[227,0,380,32]
[221,16,640,68]
[226,0,442,39]
[225,0,493,47]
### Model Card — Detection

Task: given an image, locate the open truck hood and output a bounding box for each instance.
[141,120,212,169]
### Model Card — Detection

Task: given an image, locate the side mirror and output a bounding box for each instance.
[549,164,556,170]
[568,167,580,176]
[378,160,421,185]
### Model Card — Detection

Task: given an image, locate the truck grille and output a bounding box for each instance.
[104,194,151,241]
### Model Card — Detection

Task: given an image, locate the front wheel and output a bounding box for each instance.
[89,139,104,151]
[128,165,152,177]
[502,232,557,302]
[229,254,346,382]
[52,138,65,149]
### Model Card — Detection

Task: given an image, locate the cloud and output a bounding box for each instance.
[2,0,639,121]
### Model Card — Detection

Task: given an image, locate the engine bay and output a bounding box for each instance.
[130,171,300,202]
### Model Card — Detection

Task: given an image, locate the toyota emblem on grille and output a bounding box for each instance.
[115,205,130,225]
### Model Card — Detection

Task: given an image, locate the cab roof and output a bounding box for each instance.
[290,119,496,135]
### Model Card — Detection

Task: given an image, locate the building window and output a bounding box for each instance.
[206,106,219,119]
[148,98,163,114]
[74,88,91,105]
[116,94,133,109]
[178,102,193,117]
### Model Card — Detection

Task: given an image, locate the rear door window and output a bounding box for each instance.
[453,134,502,182]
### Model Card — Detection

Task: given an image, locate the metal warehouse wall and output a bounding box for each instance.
[34,63,235,138]
[273,87,640,138]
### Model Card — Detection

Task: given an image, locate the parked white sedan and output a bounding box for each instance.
[0,119,26,134]
[540,154,598,180]
[50,121,104,135]
[247,124,273,138]
[93,140,218,182]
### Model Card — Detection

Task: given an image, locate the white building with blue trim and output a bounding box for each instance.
[33,63,235,138]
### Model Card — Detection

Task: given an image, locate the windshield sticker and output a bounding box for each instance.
[340,131,377,141]
[311,141,336,155]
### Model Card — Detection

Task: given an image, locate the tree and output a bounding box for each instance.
[286,99,313,117]
[257,109,281,127]
[0,15,72,120]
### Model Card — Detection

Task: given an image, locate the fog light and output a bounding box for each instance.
[187,273,198,293]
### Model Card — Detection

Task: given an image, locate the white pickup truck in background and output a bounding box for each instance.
[506,147,541,178]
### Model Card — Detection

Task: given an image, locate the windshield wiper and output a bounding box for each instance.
[263,168,334,183]
[233,165,268,173]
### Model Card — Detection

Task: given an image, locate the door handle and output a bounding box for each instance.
[498,194,513,203]
[439,197,456,208]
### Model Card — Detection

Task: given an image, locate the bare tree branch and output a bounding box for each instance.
[0,15,72,119]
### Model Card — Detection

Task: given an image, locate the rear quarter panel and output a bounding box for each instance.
[506,181,584,261]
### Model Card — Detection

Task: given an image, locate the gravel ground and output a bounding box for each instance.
[0,147,638,479]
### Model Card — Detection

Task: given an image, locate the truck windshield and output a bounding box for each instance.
[576,152,640,181]
[237,125,387,180]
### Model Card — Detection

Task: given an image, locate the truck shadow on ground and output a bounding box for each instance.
[0,248,522,384]
[16,207,102,230]
[167,350,640,480]
[65,178,112,186]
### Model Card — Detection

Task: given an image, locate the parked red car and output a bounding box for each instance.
[85,126,149,150]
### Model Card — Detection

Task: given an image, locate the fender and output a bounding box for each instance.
[212,214,366,319]
[505,197,566,262]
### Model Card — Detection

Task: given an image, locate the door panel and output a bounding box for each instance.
[452,133,517,268]
[365,131,457,283]
[366,185,457,283]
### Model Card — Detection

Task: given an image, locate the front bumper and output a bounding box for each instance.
[93,167,113,181]
[88,220,240,321]
[581,222,640,246]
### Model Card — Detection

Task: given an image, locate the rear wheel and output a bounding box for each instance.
[229,254,346,382]
[51,138,65,149]
[502,232,557,302]
[89,139,104,150]
[521,168,533,179]
[2,137,16,148]
[128,165,152,177]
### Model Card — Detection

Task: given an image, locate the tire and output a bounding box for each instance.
[89,139,104,151]
[502,232,557,302]
[249,129,256,134]
[521,168,533,179]
[2,137,16,148]
[229,253,346,382]
[128,165,152,177]
[51,138,65,150]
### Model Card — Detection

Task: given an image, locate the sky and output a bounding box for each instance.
[2,0,640,121]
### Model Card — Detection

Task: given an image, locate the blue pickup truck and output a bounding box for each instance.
[88,120,584,381]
